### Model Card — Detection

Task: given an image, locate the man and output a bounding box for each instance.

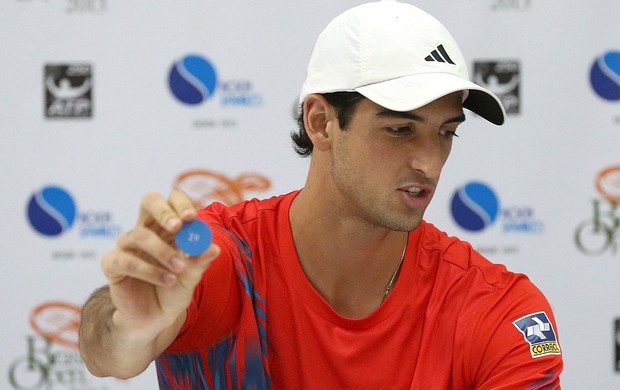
[79,1,563,389]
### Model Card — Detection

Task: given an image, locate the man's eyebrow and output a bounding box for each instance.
[375,109,466,124]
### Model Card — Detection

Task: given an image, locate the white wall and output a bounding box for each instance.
[1,0,619,388]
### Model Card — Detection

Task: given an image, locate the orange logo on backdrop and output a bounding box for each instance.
[596,165,620,205]
[29,301,81,350]
[174,169,272,208]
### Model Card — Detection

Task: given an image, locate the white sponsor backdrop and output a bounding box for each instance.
[1,0,619,388]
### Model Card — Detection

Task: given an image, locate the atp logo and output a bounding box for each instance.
[27,185,77,237]
[473,60,520,114]
[513,311,561,358]
[590,50,620,101]
[168,54,218,105]
[450,181,500,232]
[44,63,93,118]
[615,318,620,372]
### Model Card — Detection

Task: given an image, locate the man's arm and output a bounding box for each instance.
[78,285,185,378]
[471,279,563,389]
[78,190,220,379]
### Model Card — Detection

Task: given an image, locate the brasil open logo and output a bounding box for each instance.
[26,185,77,237]
[590,50,620,101]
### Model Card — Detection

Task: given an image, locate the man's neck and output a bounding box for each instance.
[289,188,408,318]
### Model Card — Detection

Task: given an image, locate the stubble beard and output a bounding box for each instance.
[331,161,426,233]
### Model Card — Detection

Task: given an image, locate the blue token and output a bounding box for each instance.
[175,220,212,256]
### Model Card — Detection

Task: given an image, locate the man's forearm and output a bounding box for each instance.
[78,286,158,379]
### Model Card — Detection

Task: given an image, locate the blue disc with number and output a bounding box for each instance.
[175,219,212,256]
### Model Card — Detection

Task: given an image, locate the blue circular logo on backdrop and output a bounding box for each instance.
[590,50,620,101]
[450,181,499,232]
[27,185,77,236]
[168,54,218,105]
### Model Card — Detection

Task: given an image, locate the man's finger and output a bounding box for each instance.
[175,244,222,291]
[101,250,177,287]
[117,228,186,273]
[168,190,197,221]
[138,192,182,233]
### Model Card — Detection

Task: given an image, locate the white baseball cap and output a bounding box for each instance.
[300,0,506,125]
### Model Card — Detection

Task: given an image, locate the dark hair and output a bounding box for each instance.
[291,92,365,157]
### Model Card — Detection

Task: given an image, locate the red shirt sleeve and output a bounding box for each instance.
[468,275,563,389]
[165,223,243,353]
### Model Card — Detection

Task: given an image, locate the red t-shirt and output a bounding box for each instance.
[156,191,562,389]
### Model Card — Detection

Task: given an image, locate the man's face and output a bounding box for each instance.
[328,92,464,232]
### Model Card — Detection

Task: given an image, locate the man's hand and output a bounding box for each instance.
[79,190,220,378]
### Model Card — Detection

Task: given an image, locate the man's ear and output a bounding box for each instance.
[303,94,338,152]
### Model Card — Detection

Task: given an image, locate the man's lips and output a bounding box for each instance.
[396,182,435,209]
[402,187,424,196]
[398,183,434,196]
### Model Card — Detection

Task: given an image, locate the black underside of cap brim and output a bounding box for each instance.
[463,89,505,126]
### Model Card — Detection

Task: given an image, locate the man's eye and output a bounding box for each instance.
[386,126,411,135]
[439,129,459,138]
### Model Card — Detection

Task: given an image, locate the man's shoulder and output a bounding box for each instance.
[198,190,298,227]
[418,221,518,288]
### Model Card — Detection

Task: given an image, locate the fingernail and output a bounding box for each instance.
[171,256,185,272]
[166,217,180,230]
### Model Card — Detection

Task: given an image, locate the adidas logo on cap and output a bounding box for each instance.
[425,44,455,65]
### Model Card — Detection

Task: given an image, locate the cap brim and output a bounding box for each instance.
[355,73,506,125]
